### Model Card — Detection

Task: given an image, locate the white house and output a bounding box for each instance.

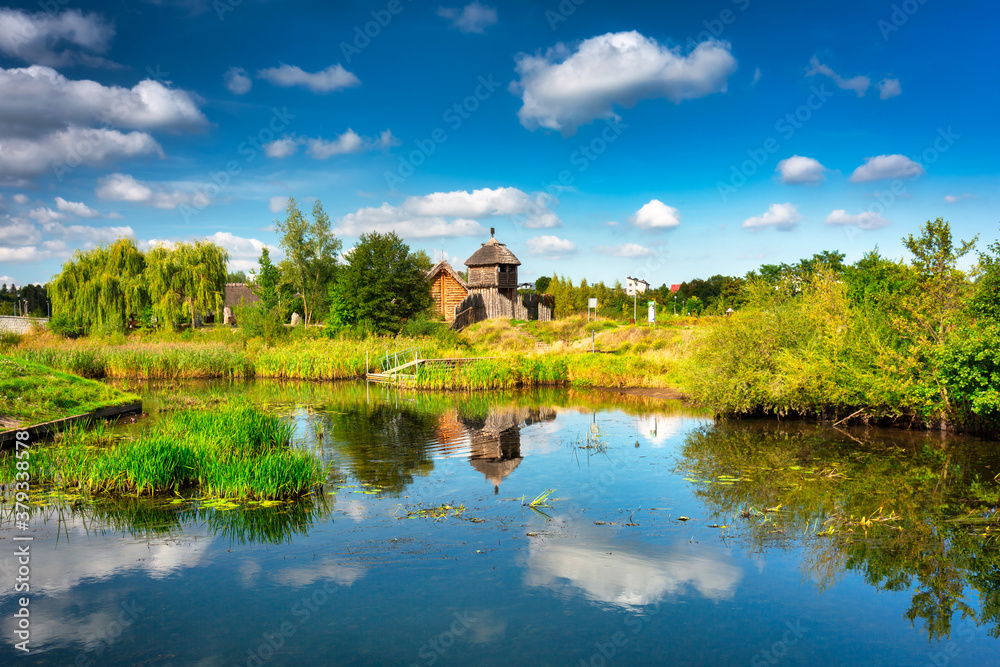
[625,276,650,297]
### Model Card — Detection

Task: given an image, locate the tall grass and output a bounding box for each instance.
[2,402,324,499]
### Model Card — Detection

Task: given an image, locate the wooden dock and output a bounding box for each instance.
[366,348,493,383]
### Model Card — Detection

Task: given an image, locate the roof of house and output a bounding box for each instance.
[224,283,260,309]
[426,261,468,288]
[465,236,521,267]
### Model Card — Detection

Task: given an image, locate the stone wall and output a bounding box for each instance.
[0,316,48,334]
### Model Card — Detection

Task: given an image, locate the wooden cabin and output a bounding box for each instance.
[427,262,469,323]
[464,230,521,320]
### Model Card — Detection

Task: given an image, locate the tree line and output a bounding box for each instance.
[0,283,48,317]
[46,197,433,337]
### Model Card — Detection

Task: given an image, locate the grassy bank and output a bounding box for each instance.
[2,402,325,499]
[0,355,139,429]
[7,316,691,389]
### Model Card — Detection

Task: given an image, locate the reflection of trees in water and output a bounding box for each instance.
[326,404,439,494]
[25,496,328,546]
[679,422,1000,639]
[460,407,556,493]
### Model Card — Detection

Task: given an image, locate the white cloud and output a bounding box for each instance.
[269,196,289,213]
[335,203,483,239]
[224,66,252,95]
[776,155,828,185]
[630,199,680,230]
[306,130,365,158]
[264,137,298,159]
[0,218,41,246]
[849,154,924,182]
[257,63,360,93]
[54,197,100,218]
[752,67,761,85]
[0,65,207,136]
[204,231,272,271]
[513,31,737,134]
[526,235,576,256]
[805,57,870,96]
[825,209,889,230]
[742,203,801,231]
[95,173,204,210]
[335,187,562,238]
[0,127,162,178]
[43,221,135,244]
[265,129,398,159]
[877,78,901,100]
[12,194,29,204]
[27,207,63,224]
[437,2,498,34]
[405,187,534,218]
[0,8,115,67]
[594,243,656,258]
[944,193,974,204]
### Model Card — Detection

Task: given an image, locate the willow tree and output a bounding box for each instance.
[145,241,229,329]
[49,238,147,332]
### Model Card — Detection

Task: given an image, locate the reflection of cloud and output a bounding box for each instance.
[526,526,741,608]
[0,524,209,601]
[268,562,365,588]
[635,415,688,447]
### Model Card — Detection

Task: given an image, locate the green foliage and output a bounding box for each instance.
[274,198,341,325]
[50,237,147,333]
[145,241,229,330]
[970,230,1000,321]
[327,231,432,333]
[226,270,247,283]
[250,246,282,310]
[684,219,1000,434]
[49,237,228,333]
[535,276,552,293]
[235,303,287,346]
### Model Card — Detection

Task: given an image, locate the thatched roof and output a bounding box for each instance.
[426,261,467,287]
[224,283,260,309]
[465,236,521,267]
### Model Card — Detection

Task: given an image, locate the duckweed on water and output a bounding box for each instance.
[2,402,325,500]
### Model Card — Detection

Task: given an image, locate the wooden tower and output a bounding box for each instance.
[426,261,468,323]
[464,228,521,320]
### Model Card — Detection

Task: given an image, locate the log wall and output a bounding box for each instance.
[430,273,468,322]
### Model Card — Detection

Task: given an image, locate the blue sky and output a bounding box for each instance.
[0,0,997,288]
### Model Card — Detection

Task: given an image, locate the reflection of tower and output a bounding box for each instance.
[461,407,556,493]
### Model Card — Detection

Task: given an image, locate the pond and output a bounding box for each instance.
[2,381,999,665]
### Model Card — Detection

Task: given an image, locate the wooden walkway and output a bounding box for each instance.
[366,348,493,383]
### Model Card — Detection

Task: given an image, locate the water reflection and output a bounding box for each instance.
[525,521,742,609]
[679,422,1000,640]
[461,407,555,493]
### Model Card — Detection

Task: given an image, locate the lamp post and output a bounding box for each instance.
[673,295,676,316]
[633,291,637,323]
